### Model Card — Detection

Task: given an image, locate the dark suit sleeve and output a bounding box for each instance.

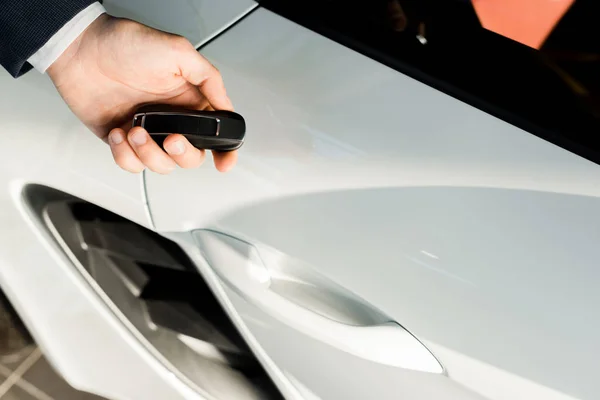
[0,0,97,77]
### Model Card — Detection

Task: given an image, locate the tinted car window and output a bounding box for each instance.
[258,0,600,164]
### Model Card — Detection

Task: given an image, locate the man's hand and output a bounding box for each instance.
[47,13,237,174]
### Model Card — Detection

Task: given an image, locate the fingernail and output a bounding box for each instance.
[130,130,147,145]
[109,131,123,145]
[166,140,185,155]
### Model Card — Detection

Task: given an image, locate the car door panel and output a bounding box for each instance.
[145,9,600,400]
[221,285,484,400]
[208,186,595,400]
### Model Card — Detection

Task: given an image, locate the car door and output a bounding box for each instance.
[144,4,600,400]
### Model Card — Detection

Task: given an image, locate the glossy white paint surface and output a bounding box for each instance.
[0,69,149,229]
[103,0,257,47]
[0,70,199,398]
[195,230,443,373]
[145,9,600,400]
[0,1,260,398]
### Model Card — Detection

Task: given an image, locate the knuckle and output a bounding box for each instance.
[172,34,193,51]
[117,18,141,33]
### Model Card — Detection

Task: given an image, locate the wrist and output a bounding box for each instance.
[47,13,113,83]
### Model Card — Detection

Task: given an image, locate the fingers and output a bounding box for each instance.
[177,44,234,111]
[173,38,240,173]
[108,129,145,173]
[127,127,177,174]
[197,67,234,111]
[162,133,237,172]
[213,150,238,173]
[109,127,176,174]
[109,128,212,174]
[163,134,206,168]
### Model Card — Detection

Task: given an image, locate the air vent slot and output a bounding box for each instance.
[25,185,282,400]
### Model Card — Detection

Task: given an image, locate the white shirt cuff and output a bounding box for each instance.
[27,2,106,73]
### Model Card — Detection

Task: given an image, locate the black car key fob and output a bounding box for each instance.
[132,104,245,151]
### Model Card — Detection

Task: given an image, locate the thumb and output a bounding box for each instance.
[176,42,234,111]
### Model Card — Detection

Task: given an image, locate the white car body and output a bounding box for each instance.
[0,1,598,400]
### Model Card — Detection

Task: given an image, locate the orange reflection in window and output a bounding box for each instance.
[472,0,575,49]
